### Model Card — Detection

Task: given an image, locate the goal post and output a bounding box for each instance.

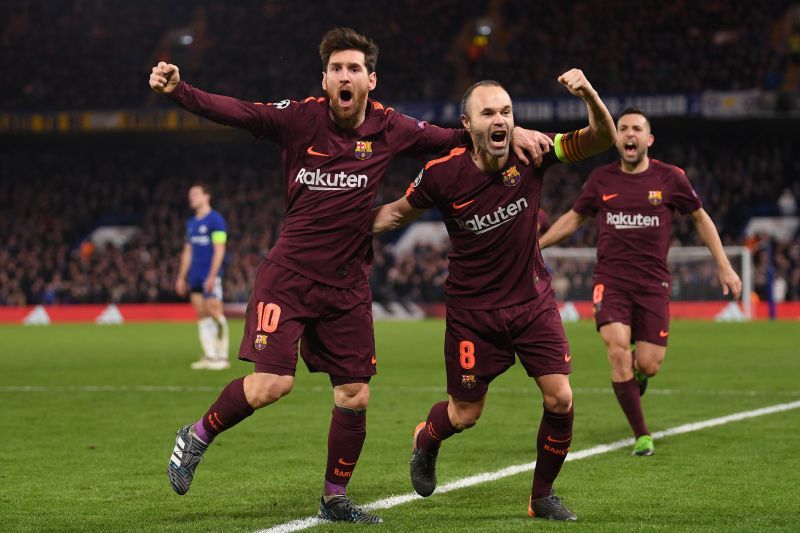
[541,246,753,320]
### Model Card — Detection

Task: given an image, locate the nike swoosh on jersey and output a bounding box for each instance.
[602,193,619,202]
[307,146,330,157]
[452,199,476,210]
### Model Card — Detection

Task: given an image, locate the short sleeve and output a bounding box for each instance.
[572,172,599,216]
[670,166,703,214]
[405,167,438,210]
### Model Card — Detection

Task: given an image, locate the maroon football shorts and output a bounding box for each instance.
[238,260,376,380]
[444,290,572,401]
[592,282,670,347]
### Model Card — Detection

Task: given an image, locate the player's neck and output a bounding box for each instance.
[329,107,367,130]
[471,148,509,174]
[195,205,211,218]
[620,155,650,174]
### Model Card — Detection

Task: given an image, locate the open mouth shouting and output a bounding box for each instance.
[489,128,508,150]
[338,88,354,109]
[623,140,638,157]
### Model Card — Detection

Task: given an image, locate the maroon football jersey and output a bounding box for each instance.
[572,159,702,290]
[406,137,572,309]
[168,81,468,288]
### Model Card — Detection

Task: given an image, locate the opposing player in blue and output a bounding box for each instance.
[175,183,230,370]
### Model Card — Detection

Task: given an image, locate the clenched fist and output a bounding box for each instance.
[557,69,596,100]
[149,61,180,94]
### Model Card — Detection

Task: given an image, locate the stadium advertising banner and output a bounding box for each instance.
[2,91,776,133]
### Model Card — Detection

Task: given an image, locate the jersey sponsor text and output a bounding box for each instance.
[294,168,369,191]
[455,198,529,235]
[605,211,660,230]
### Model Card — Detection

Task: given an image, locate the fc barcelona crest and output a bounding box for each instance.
[502,165,521,187]
[648,190,663,206]
[254,334,268,351]
[355,140,373,160]
[461,375,477,389]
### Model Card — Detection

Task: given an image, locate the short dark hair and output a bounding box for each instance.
[190,182,211,198]
[618,107,651,130]
[460,80,507,118]
[319,27,379,73]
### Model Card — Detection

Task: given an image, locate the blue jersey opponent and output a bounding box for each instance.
[186,209,227,299]
[176,183,230,370]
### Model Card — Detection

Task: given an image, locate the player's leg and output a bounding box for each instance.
[410,306,508,497]
[600,323,652,454]
[168,260,305,494]
[203,280,229,368]
[411,395,486,497]
[190,290,218,369]
[302,285,382,523]
[508,294,576,521]
[168,372,295,495]
[529,374,576,521]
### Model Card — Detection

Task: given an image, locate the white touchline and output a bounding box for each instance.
[254,400,800,533]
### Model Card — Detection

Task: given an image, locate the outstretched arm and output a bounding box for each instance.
[372,197,427,234]
[554,69,616,160]
[690,208,742,299]
[539,209,587,249]
[149,61,274,138]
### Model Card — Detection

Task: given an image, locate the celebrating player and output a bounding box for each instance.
[539,108,743,456]
[372,70,615,521]
[150,28,550,523]
[175,183,230,370]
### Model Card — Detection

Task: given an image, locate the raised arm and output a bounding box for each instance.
[689,208,742,299]
[149,62,276,138]
[539,209,587,249]
[372,197,427,234]
[554,69,616,160]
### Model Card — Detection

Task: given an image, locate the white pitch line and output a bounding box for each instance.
[255,400,800,533]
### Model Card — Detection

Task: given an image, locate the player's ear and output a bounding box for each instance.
[647,134,655,147]
[461,114,471,131]
[368,71,377,91]
[321,72,328,92]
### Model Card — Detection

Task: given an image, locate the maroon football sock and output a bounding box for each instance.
[324,406,367,495]
[612,378,650,438]
[531,406,574,498]
[198,377,255,441]
[416,401,461,455]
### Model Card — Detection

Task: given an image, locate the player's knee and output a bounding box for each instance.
[333,383,370,410]
[543,388,573,414]
[607,345,631,370]
[638,359,662,377]
[246,375,294,408]
[450,402,483,430]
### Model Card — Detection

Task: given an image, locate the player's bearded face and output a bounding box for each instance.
[323,50,376,125]
[616,115,653,165]
[465,86,514,159]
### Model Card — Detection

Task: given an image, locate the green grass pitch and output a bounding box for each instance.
[1,319,798,531]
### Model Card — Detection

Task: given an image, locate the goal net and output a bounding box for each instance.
[540,246,753,320]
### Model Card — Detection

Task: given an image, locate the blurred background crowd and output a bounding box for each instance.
[2,0,799,306]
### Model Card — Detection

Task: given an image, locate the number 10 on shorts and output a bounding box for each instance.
[256,302,281,333]
[459,340,475,370]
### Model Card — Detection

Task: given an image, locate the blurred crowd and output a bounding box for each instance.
[1,124,798,306]
[2,0,799,111]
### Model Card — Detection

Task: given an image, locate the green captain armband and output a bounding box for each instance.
[211,231,227,244]
[554,130,586,163]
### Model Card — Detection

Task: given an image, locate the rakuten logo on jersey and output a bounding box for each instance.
[295,168,368,191]
[606,212,660,229]
[455,198,529,235]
